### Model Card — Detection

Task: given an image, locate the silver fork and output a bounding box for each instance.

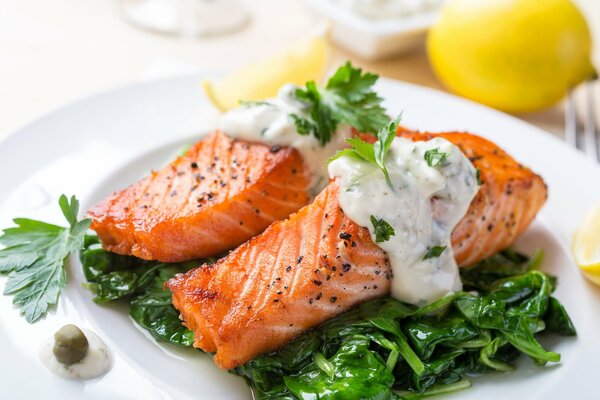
[565,78,599,162]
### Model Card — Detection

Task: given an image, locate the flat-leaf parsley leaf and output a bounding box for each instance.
[370,216,395,243]
[0,195,91,322]
[293,62,388,145]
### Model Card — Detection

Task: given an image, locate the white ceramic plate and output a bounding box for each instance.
[1,75,599,400]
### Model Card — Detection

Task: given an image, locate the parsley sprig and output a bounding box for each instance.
[329,116,401,188]
[370,216,395,243]
[292,62,388,145]
[0,195,91,322]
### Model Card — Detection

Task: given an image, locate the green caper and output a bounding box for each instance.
[52,324,89,365]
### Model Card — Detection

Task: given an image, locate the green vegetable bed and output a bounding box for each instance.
[80,234,203,346]
[80,234,575,399]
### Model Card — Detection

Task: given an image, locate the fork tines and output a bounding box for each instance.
[565,79,599,162]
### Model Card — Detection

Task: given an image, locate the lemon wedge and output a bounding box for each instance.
[203,36,329,112]
[573,201,600,285]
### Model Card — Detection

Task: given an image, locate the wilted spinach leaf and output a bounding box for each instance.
[130,266,197,346]
[543,296,577,336]
[80,233,202,347]
[460,249,543,291]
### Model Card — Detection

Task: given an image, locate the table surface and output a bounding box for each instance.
[1,0,599,142]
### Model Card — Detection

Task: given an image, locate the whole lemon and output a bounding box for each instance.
[427,0,596,113]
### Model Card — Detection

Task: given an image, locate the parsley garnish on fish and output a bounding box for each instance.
[292,62,388,145]
[370,216,395,243]
[476,168,483,185]
[0,195,91,322]
[329,116,401,188]
[424,148,450,167]
[422,245,447,260]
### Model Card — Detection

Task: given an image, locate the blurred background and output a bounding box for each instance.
[0,0,598,143]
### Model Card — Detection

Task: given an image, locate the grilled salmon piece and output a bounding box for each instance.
[88,131,311,262]
[397,130,548,266]
[168,182,391,369]
[168,130,547,368]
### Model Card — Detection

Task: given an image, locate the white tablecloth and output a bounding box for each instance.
[1,0,598,141]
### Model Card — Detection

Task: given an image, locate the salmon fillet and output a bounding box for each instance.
[168,182,391,369]
[88,131,311,262]
[168,130,547,369]
[397,130,548,266]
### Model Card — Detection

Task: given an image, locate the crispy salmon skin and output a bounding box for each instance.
[168,130,547,369]
[88,131,311,262]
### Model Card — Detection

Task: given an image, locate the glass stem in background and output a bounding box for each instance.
[121,0,249,38]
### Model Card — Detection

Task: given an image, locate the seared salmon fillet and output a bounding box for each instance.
[168,182,391,369]
[88,131,311,262]
[168,130,548,369]
[397,130,548,266]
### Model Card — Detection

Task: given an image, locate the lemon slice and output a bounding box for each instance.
[573,201,600,285]
[202,36,329,112]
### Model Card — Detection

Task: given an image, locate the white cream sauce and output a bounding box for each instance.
[39,329,111,380]
[220,84,352,193]
[331,0,445,20]
[328,137,479,305]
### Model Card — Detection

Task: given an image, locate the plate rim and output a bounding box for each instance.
[1,73,599,400]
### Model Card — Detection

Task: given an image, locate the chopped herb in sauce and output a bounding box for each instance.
[370,215,395,243]
[239,100,273,107]
[424,148,450,167]
[422,245,447,260]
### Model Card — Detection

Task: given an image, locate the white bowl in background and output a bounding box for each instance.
[305,0,441,60]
